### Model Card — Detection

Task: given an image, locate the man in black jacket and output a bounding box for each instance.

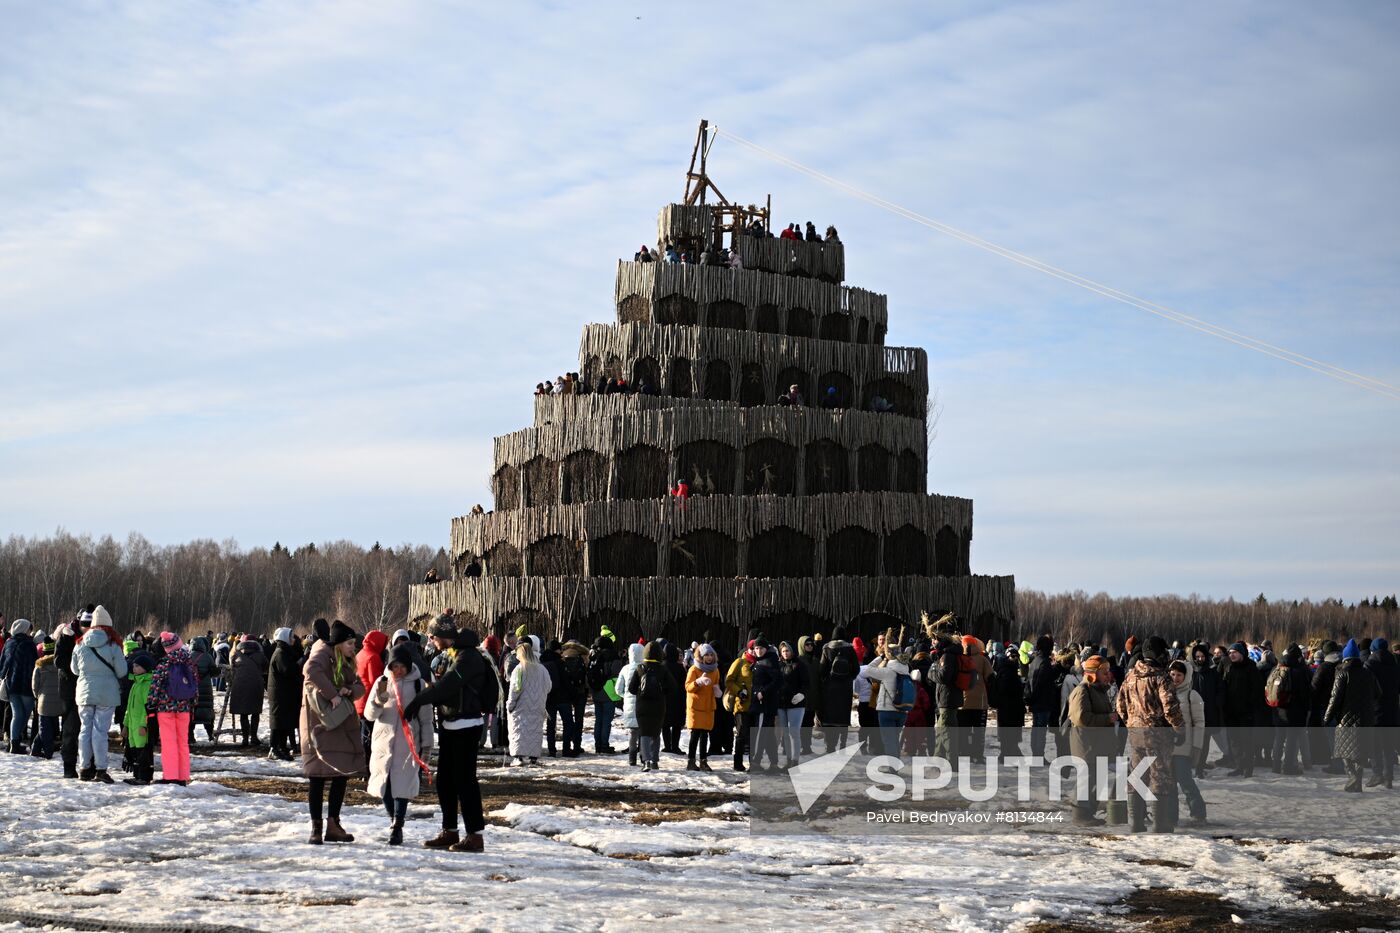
[403,618,490,853]
[1308,641,1343,772]
[1363,637,1398,788]
[1268,645,1312,774]
[818,626,860,752]
[1222,642,1263,777]
[1025,634,1058,762]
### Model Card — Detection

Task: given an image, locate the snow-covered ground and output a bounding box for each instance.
[3,737,1400,933]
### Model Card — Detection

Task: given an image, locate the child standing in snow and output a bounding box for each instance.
[365,645,435,845]
[30,642,63,759]
[122,652,157,786]
[150,632,199,785]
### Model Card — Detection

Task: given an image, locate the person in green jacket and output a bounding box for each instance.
[122,653,156,786]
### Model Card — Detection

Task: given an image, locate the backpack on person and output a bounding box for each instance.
[1264,666,1290,708]
[636,665,665,701]
[828,646,855,680]
[954,654,978,692]
[562,655,589,701]
[587,652,609,693]
[893,672,917,711]
[166,662,198,702]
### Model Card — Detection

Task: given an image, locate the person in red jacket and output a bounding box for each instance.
[356,631,389,760]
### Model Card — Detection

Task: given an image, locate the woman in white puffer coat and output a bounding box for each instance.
[365,644,435,846]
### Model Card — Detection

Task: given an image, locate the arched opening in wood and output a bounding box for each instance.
[960,529,973,576]
[522,455,558,507]
[669,357,693,398]
[747,525,815,578]
[754,303,781,334]
[856,318,871,344]
[527,534,582,577]
[751,610,830,649]
[864,376,921,417]
[484,540,522,577]
[857,443,893,492]
[492,463,520,511]
[656,294,698,326]
[658,612,729,656]
[703,359,732,401]
[666,529,738,578]
[591,532,657,577]
[707,299,747,331]
[816,370,853,409]
[452,549,481,578]
[497,608,551,640]
[604,355,624,380]
[849,611,906,653]
[743,439,798,496]
[618,294,649,324]
[818,312,850,342]
[826,526,879,577]
[614,444,667,500]
[576,609,642,647]
[560,449,608,505]
[775,366,810,405]
[785,306,811,338]
[896,448,921,493]
[885,524,929,576]
[934,525,959,577]
[804,438,851,494]
[632,356,661,394]
[676,440,737,496]
[738,362,766,407]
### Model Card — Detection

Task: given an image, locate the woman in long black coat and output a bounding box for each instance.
[228,637,269,747]
[266,630,304,761]
[1325,639,1380,793]
[188,636,218,744]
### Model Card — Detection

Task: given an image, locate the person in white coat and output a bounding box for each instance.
[615,642,646,766]
[365,645,435,845]
[1167,659,1208,827]
[506,637,552,766]
[70,606,127,783]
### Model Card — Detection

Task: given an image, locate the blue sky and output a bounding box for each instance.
[2,1,1397,600]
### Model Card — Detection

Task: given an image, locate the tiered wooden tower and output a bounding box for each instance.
[409,126,1015,650]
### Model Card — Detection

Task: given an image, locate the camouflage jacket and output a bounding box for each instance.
[1114,659,1184,730]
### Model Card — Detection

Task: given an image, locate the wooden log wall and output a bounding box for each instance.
[613,261,884,337]
[576,323,927,410]
[407,573,1017,643]
[734,233,844,282]
[501,399,926,472]
[657,204,714,251]
[450,490,971,570]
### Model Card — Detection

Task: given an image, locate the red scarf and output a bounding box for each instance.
[392,678,433,784]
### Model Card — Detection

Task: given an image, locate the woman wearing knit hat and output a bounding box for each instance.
[71,607,127,783]
[1,618,38,754]
[149,632,199,785]
[1325,638,1380,793]
[1222,642,1263,777]
[300,620,365,844]
[1167,659,1207,826]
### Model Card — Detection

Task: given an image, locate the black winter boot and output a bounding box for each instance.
[308,820,323,845]
[79,766,96,782]
[388,818,404,846]
[93,769,114,784]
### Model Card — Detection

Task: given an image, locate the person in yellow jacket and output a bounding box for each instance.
[685,643,721,771]
[724,643,754,773]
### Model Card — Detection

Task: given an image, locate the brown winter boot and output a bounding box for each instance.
[422,829,460,849]
[308,820,323,845]
[324,818,355,843]
[449,832,484,853]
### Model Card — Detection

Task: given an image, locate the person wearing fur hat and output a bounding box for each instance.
[506,636,551,766]
[365,644,435,845]
[265,628,303,761]
[958,636,995,763]
[686,644,721,770]
[1325,638,1380,792]
[1115,635,1184,833]
[300,620,366,844]
[71,606,127,783]
[628,640,675,772]
[229,634,268,748]
[1067,655,1114,825]
[1,618,38,753]
[150,632,198,784]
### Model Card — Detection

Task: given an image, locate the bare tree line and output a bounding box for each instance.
[1,532,1392,647]
[0,531,444,637]
[1017,589,1399,650]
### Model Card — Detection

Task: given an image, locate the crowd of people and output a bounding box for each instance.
[3,605,1395,847]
